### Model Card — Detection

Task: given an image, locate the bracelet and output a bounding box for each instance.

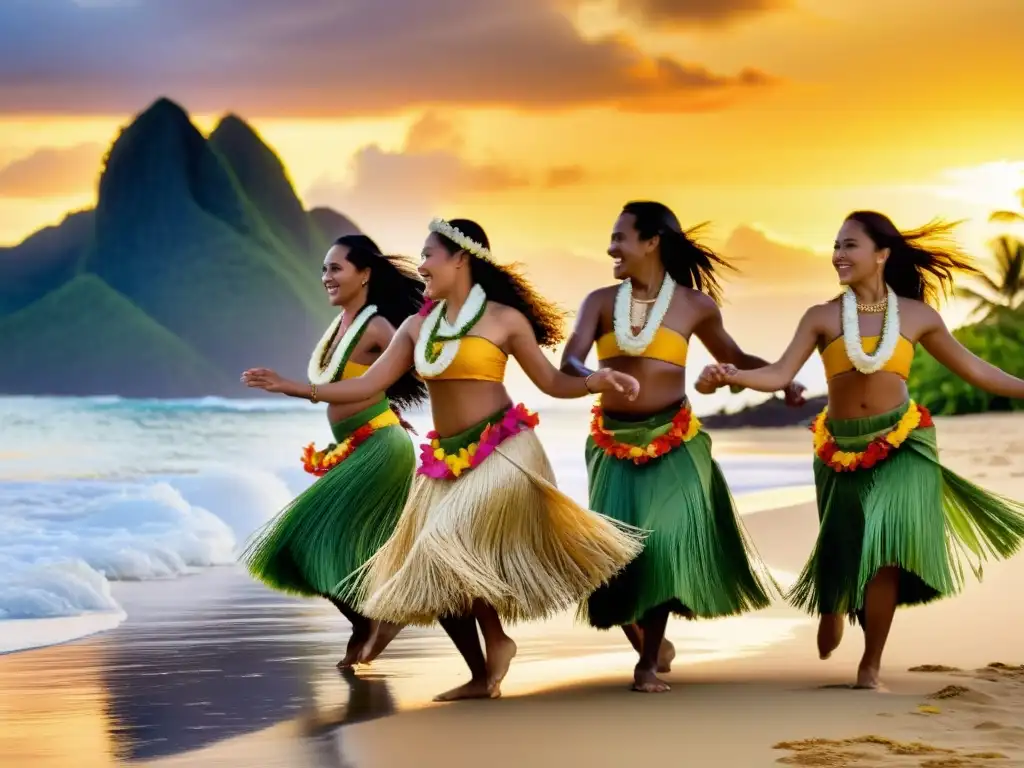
[584,372,596,393]
[309,383,318,402]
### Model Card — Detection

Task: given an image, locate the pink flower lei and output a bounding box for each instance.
[418,403,540,479]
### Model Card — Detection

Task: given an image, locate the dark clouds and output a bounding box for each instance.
[0,0,776,116]
[0,143,103,198]
[611,0,790,27]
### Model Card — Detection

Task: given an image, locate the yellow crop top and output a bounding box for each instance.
[340,360,369,380]
[596,327,689,367]
[419,336,508,382]
[820,335,915,381]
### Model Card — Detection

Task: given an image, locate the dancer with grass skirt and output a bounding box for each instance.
[245,218,646,701]
[561,201,806,693]
[698,211,1024,689]
[242,235,425,668]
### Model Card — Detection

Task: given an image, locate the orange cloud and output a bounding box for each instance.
[608,0,791,28]
[0,143,103,198]
[0,0,776,116]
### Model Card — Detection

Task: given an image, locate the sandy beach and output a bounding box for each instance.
[3,412,1024,767]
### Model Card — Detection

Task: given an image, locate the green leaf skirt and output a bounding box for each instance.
[789,401,1024,619]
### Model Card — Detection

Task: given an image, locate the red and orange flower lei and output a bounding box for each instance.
[590,399,701,465]
[810,400,933,472]
[300,409,400,476]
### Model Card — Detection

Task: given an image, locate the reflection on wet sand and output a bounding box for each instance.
[0,563,809,766]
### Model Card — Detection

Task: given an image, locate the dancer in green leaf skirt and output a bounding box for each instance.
[241,235,427,668]
[561,201,806,693]
[699,211,1024,689]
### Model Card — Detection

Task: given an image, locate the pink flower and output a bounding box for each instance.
[418,299,438,317]
[415,404,540,480]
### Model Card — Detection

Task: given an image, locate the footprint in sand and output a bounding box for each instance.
[773,735,1007,766]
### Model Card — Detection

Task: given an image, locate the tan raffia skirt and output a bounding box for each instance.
[344,410,646,626]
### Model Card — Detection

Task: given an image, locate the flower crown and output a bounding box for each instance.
[429,218,492,261]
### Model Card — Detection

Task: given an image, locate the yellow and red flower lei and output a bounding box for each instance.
[300,409,399,476]
[590,400,701,465]
[811,400,933,472]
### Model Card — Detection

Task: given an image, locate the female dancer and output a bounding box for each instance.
[242,235,425,668]
[561,200,805,693]
[698,210,1024,688]
[243,218,645,701]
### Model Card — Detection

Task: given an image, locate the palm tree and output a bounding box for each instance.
[990,188,1024,225]
[955,236,1024,319]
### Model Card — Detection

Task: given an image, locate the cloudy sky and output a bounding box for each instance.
[1,0,1023,393]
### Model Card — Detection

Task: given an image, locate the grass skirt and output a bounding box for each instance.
[789,402,1024,619]
[580,404,776,629]
[242,399,415,601]
[348,406,646,626]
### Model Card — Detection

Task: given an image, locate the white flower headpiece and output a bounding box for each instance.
[429,218,492,261]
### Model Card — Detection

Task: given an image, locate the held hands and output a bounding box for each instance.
[241,368,288,393]
[695,363,738,394]
[588,368,640,401]
[783,381,807,407]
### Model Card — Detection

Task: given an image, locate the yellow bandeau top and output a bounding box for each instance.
[420,336,508,383]
[340,360,369,380]
[820,335,915,381]
[596,327,689,367]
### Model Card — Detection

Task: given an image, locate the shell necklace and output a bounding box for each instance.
[613,272,676,355]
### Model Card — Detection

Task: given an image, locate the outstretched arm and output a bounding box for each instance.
[693,301,773,371]
[559,291,601,378]
[693,299,808,403]
[919,309,1024,399]
[701,308,821,394]
[241,317,417,404]
[507,311,638,400]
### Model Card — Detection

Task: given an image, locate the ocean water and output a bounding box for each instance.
[0,395,813,654]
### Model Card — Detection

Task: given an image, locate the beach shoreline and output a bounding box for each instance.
[2,412,1023,766]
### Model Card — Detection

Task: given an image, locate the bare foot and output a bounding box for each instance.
[485,636,517,691]
[433,678,498,702]
[854,663,885,690]
[633,665,671,693]
[817,614,844,660]
[358,621,404,664]
[657,639,676,673]
[337,630,368,669]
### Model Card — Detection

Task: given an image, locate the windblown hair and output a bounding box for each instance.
[334,234,427,409]
[845,211,979,305]
[434,219,566,348]
[622,200,734,305]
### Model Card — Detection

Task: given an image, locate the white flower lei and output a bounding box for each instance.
[307,305,377,385]
[613,272,676,355]
[414,284,488,378]
[428,218,493,261]
[841,285,900,374]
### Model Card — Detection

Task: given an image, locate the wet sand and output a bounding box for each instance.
[3,412,1024,767]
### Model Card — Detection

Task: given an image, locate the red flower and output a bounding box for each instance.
[918,406,934,428]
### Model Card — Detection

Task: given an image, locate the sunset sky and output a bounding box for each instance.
[2,0,1023,398]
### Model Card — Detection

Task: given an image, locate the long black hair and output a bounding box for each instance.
[334,234,427,409]
[434,219,566,348]
[621,201,733,305]
[845,211,979,305]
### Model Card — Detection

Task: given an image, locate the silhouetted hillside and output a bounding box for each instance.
[701,394,826,429]
[0,97,361,397]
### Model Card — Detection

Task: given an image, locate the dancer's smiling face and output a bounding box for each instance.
[322,245,369,307]
[608,212,658,281]
[832,218,889,286]
[418,233,463,300]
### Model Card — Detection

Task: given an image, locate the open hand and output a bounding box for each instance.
[241,367,287,393]
[783,380,807,407]
[591,368,640,401]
